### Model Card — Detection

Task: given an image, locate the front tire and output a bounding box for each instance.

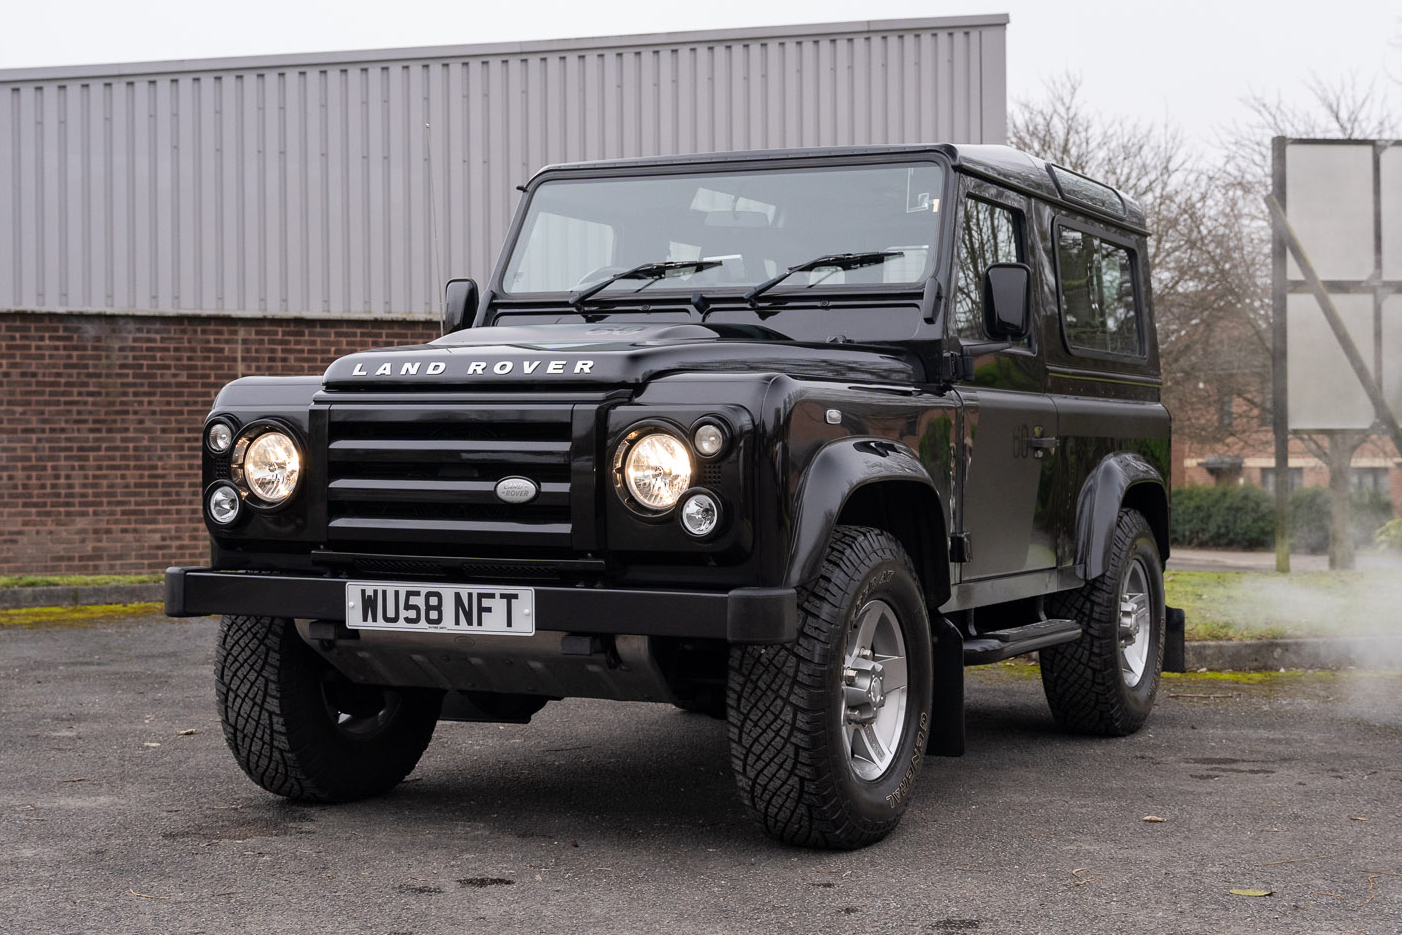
[1039,509,1165,735]
[215,615,442,802]
[727,526,933,849]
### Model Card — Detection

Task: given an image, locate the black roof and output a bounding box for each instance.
[529,144,1148,234]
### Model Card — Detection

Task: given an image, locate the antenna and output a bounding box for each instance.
[424,122,444,309]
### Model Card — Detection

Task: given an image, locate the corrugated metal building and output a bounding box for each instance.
[0,16,1007,320]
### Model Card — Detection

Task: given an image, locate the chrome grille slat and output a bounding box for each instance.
[327,517,573,547]
[327,478,571,505]
[327,438,571,463]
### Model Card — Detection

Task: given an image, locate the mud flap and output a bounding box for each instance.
[926,614,966,757]
[1164,606,1187,674]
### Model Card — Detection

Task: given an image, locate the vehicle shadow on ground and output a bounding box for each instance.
[238,687,1125,849]
[341,703,753,846]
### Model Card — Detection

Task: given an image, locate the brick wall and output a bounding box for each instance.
[0,312,438,575]
[1175,426,1402,515]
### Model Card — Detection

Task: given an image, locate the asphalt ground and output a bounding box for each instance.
[3,610,1401,935]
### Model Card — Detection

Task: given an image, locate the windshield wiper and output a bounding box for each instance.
[743,251,904,307]
[568,259,721,310]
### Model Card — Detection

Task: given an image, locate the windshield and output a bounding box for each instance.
[501,161,945,298]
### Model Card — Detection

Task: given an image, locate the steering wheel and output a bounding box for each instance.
[573,266,629,290]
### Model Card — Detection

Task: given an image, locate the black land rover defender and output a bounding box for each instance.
[167,144,1179,849]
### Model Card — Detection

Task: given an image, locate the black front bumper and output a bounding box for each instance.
[164,567,797,644]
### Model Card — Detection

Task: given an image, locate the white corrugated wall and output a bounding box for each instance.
[0,16,1007,319]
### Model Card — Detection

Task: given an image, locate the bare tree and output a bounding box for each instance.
[1383,17,1402,86]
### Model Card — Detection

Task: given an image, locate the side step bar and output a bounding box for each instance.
[963,618,1081,665]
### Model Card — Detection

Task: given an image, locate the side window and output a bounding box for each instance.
[1056,226,1143,356]
[952,199,1023,342]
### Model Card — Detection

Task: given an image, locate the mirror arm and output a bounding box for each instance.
[475,285,495,328]
[959,339,1015,357]
[928,339,1014,388]
[920,276,943,323]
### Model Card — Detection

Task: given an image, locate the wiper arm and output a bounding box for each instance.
[743,251,904,307]
[569,259,721,310]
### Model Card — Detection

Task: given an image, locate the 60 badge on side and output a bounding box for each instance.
[346,583,535,635]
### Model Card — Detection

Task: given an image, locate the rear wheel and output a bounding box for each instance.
[215,615,442,801]
[727,526,933,849]
[1040,509,1165,735]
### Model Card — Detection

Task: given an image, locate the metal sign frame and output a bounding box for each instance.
[1270,137,1402,570]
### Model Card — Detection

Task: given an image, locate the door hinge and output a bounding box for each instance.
[950,533,972,563]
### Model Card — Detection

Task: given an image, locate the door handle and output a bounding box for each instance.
[1023,433,1058,458]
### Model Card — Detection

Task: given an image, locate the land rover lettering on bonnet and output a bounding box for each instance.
[343,357,595,378]
[167,145,1181,849]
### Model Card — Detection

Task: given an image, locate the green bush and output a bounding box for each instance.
[1288,486,1394,554]
[1375,518,1402,552]
[1288,487,1330,553]
[1352,486,1394,546]
[1172,483,1395,552]
[1170,485,1275,549]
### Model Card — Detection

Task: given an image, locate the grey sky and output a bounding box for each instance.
[3,0,1398,153]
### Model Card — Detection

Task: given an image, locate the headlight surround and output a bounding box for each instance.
[231,425,303,506]
[619,431,692,511]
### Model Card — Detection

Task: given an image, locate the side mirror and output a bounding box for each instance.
[982,263,1031,340]
[443,278,479,335]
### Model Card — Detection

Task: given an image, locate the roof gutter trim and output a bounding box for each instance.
[0,15,1010,83]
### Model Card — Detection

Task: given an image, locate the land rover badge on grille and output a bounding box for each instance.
[494,476,539,504]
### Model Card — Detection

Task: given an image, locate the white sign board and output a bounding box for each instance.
[1280,140,1402,431]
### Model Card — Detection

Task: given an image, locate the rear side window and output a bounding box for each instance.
[1056,226,1143,357]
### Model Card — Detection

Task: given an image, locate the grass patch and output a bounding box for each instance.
[1166,568,1402,641]
[1160,670,1327,685]
[0,602,164,629]
[0,573,162,589]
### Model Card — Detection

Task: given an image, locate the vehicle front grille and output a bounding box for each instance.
[321,399,596,554]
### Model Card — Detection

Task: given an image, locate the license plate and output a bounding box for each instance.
[345,582,535,635]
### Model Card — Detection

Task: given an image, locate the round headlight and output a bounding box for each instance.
[207,421,233,453]
[693,422,726,458]
[207,484,241,525]
[680,492,720,537]
[623,433,692,510]
[242,431,302,504]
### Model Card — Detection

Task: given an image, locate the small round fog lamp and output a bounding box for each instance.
[680,492,720,538]
[208,485,241,525]
[207,421,233,453]
[693,423,725,458]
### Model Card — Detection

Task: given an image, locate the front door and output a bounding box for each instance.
[946,179,1060,583]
